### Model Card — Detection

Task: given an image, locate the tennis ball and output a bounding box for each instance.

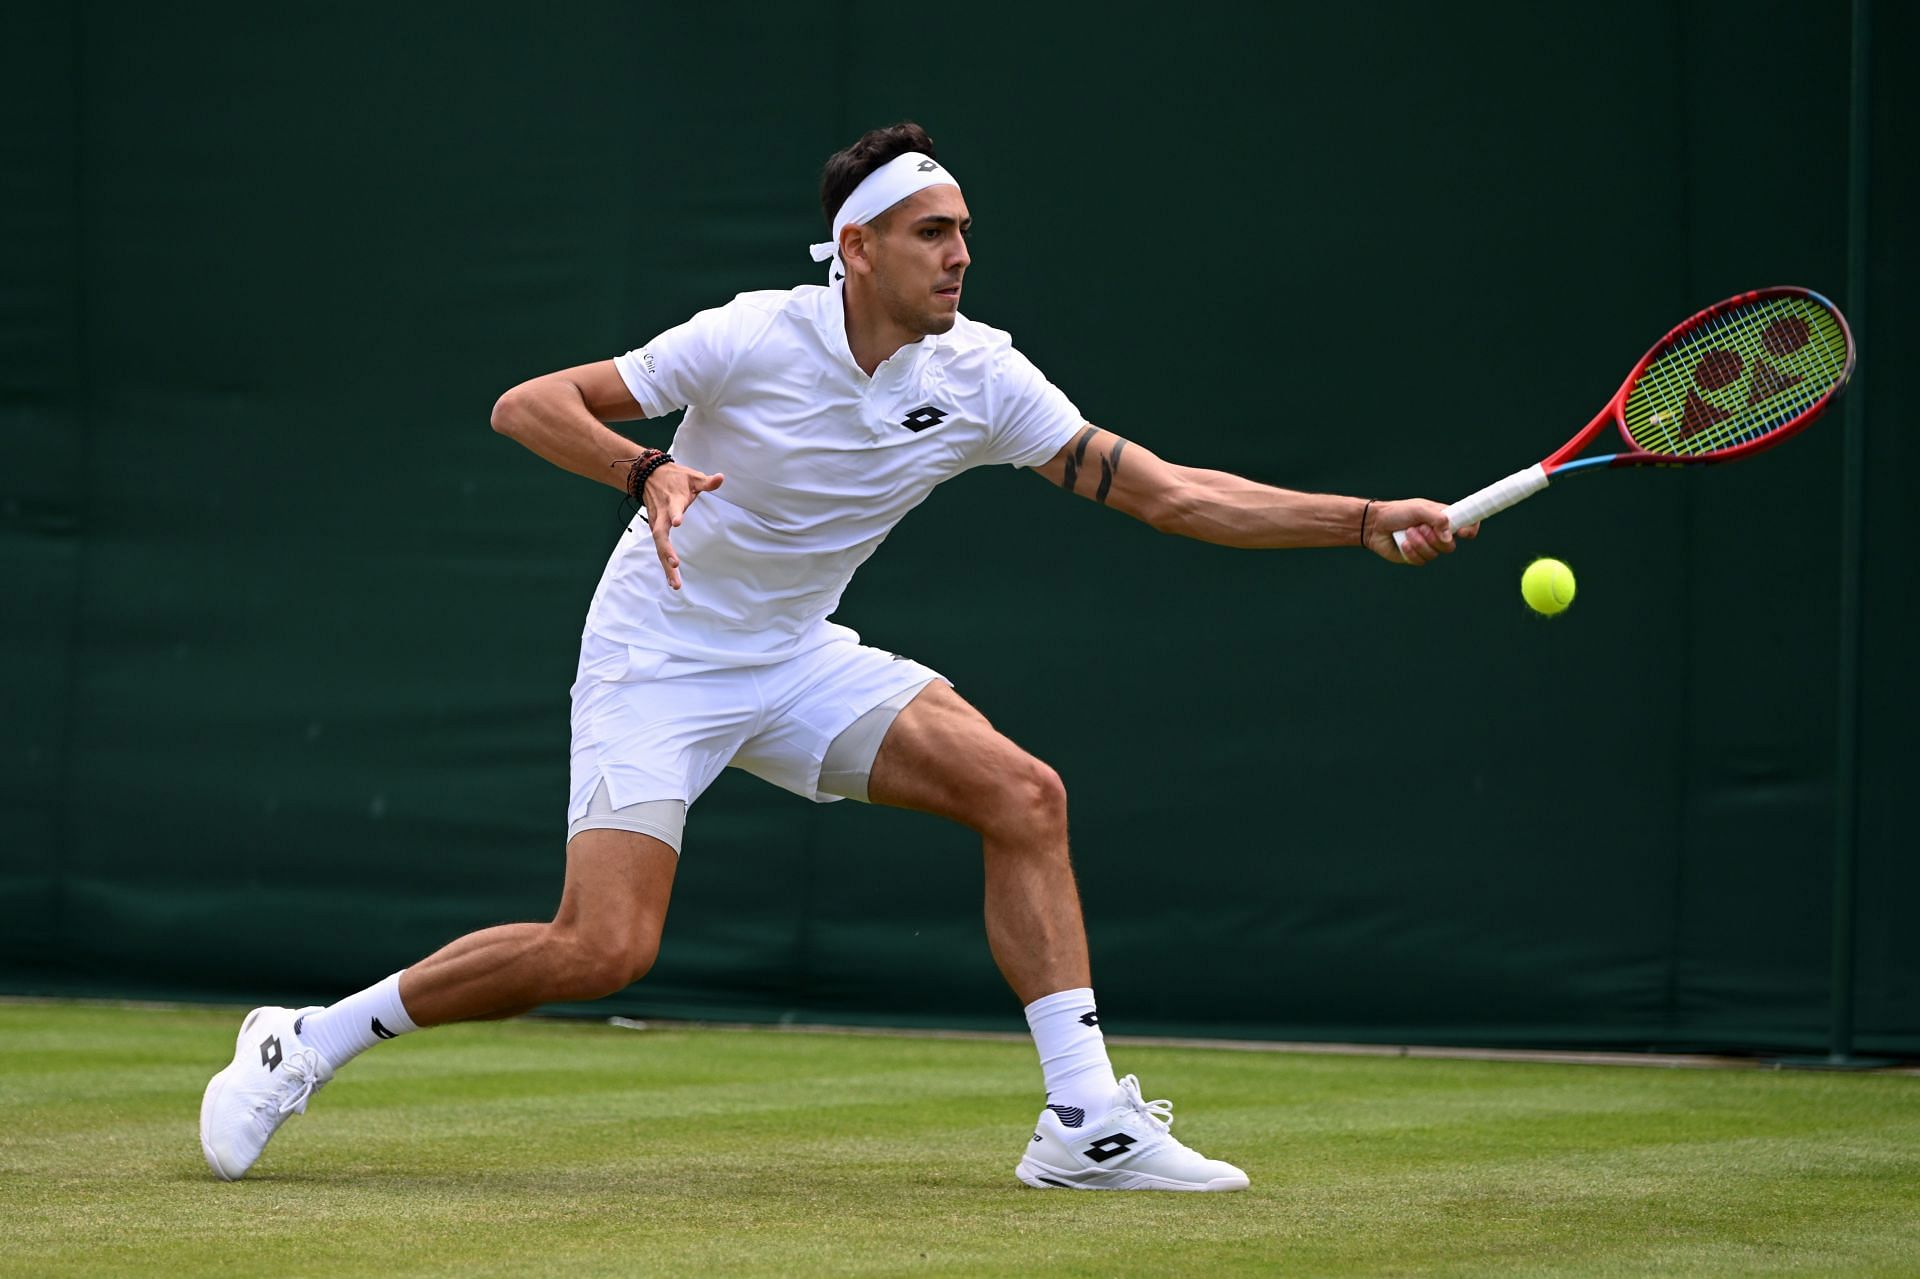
[1521,557,1576,616]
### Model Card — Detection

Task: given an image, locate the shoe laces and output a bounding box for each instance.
[1116,1074,1174,1134]
[262,1048,327,1119]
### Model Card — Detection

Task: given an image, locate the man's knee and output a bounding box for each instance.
[546,927,659,1000]
[980,754,1068,842]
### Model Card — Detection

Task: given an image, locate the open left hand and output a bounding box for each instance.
[643,462,725,590]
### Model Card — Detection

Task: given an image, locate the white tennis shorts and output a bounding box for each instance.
[566,629,947,826]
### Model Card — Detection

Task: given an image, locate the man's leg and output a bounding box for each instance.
[863,681,1247,1192]
[864,683,1112,1118]
[399,827,679,1024]
[864,681,1084,1006]
[201,828,677,1180]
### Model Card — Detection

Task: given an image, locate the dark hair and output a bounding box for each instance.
[819,122,938,227]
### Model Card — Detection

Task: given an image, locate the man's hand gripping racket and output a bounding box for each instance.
[1394,287,1855,559]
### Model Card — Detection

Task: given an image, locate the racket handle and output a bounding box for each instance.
[1391,463,1550,558]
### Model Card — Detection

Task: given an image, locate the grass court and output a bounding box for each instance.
[3,1003,1916,1276]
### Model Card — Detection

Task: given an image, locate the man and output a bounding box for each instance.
[201,122,1470,1192]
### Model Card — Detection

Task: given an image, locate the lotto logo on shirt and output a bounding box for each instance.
[900,405,949,432]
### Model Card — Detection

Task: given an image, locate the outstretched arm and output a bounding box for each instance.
[1031,424,1471,564]
[490,360,724,590]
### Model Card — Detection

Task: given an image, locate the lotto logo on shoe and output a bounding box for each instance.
[1082,1133,1139,1163]
[258,1035,282,1071]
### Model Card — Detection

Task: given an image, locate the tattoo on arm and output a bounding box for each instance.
[1060,426,1098,492]
[1095,439,1126,504]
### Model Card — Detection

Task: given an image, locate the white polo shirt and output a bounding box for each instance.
[590,282,1084,669]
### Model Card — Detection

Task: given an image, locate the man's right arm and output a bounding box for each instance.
[489,360,653,493]
[490,359,724,591]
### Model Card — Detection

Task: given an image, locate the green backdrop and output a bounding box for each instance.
[4,1,1914,1055]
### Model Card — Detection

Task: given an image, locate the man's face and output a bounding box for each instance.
[864,185,971,336]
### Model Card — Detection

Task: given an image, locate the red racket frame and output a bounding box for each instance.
[1542,285,1856,478]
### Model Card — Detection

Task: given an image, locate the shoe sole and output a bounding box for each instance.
[1015,1156,1249,1192]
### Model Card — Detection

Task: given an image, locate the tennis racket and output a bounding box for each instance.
[1395,286,1855,557]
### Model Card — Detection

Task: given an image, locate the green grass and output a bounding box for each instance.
[2,1004,1916,1277]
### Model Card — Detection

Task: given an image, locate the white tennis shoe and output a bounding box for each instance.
[199,1005,334,1181]
[1015,1074,1249,1192]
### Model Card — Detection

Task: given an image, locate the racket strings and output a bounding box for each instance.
[1633,303,1807,452]
[1624,296,1848,458]
[1629,301,1839,454]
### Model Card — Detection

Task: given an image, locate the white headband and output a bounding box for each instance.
[808,151,962,283]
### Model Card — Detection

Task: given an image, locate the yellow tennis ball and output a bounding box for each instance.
[1521,557,1577,616]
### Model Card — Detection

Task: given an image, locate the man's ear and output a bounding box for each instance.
[840,223,877,277]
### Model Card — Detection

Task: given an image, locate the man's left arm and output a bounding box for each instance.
[1031,425,1471,565]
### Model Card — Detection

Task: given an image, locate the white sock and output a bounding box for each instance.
[1024,987,1119,1127]
[296,971,420,1069]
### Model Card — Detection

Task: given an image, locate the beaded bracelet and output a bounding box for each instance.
[621,450,675,502]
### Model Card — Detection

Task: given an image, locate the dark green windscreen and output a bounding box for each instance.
[3,1,1912,1055]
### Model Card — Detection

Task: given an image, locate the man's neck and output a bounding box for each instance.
[842,284,920,377]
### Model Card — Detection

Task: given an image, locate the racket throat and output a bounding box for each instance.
[1544,404,1621,471]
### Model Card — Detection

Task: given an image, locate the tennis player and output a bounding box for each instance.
[201,122,1471,1191]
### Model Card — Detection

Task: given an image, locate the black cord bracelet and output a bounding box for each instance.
[1359,498,1376,547]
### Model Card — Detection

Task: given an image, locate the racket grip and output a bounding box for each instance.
[1391,464,1549,558]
